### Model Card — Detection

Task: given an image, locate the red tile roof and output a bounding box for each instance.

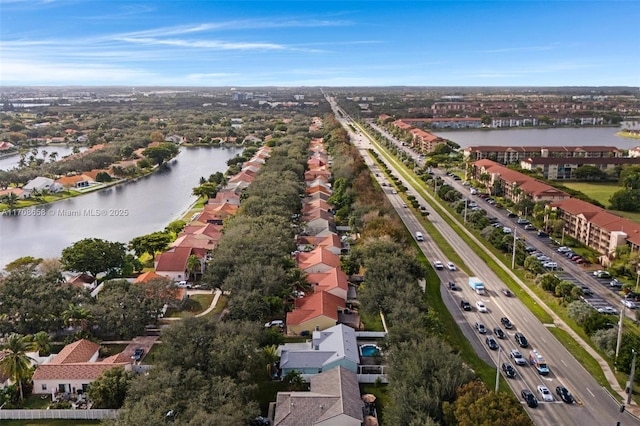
[50,339,100,364]
[134,271,164,283]
[307,268,349,293]
[155,247,192,273]
[286,291,346,325]
[297,248,341,271]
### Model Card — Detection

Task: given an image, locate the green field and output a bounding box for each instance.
[561,182,640,224]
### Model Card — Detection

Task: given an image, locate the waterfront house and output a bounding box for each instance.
[154,247,193,282]
[32,339,131,395]
[22,176,62,197]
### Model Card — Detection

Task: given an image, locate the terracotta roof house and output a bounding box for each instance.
[304,169,332,181]
[306,185,332,198]
[305,191,331,202]
[228,169,257,183]
[154,247,193,281]
[194,203,238,225]
[296,248,341,274]
[134,271,165,283]
[273,367,363,426]
[208,190,240,206]
[303,198,332,214]
[307,268,349,300]
[303,209,336,237]
[278,324,359,377]
[82,169,111,181]
[297,233,342,256]
[55,174,94,189]
[287,291,346,335]
[171,233,218,251]
[65,273,97,290]
[305,177,331,190]
[32,339,131,394]
[134,271,186,301]
[0,187,24,199]
[181,223,223,239]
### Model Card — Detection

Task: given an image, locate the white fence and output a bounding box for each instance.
[0,409,117,420]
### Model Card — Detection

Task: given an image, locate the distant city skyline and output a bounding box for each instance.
[1,0,639,87]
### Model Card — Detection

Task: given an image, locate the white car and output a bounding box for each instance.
[447,262,456,271]
[623,299,637,309]
[434,261,444,270]
[503,227,512,234]
[510,349,526,365]
[537,385,554,402]
[476,301,488,313]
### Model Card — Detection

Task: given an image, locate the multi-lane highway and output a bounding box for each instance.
[328,97,640,426]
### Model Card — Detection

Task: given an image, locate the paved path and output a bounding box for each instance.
[162,289,222,321]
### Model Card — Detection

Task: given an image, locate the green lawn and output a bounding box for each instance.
[561,182,640,223]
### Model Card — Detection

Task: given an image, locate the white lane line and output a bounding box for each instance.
[561,359,567,367]
[586,387,595,397]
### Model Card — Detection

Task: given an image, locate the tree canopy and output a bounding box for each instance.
[61,238,126,277]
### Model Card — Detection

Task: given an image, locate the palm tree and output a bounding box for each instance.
[49,151,58,163]
[0,334,36,399]
[28,331,52,356]
[62,303,93,332]
[2,192,19,209]
[187,255,201,281]
[263,345,279,379]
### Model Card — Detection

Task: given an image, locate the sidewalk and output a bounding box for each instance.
[162,289,222,321]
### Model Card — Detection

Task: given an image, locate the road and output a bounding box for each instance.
[328,97,640,426]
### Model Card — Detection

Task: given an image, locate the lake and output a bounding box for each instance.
[0,146,242,269]
[0,146,89,170]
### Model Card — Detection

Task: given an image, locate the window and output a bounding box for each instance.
[42,384,47,391]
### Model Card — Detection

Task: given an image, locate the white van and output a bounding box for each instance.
[416,232,424,241]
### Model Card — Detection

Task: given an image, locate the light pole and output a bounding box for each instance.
[627,349,637,406]
[495,346,502,392]
[616,302,625,362]
[511,229,517,269]
[635,270,640,293]
[464,198,468,223]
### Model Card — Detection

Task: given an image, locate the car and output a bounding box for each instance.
[176,280,192,289]
[507,212,518,218]
[516,218,529,225]
[475,321,487,334]
[537,255,551,262]
[501,317,513,329]
[448,281,457,290]
[476,301,488,313]
[555,386,575,404]
[461,300,472,311]
[514,332,529,348]
[493,327,506,339]
[447,262,456,271]
[571,255,582,261]
[485,337,499,350]
[510,349,527,365]
[502,363,517,378]
[593,270,611,278]
[537,231,549,237]
[610,279,623,288]
[581,285,593,296]
[391,190,397,194]
[565,251,576,258]
[264,319,284,328]
[557,246,570,253]
[434,261,444,270]
[576,258,588,265]
[524,224,536,231]
[537,385,554,402]
[502,227,512,234]
[402,203,408,208]
[598,306,618,315]
[502,288,514,297]
[543,262,558,269]
[623,299,637,309]
[521,389,538,408]
[131,348,144,361]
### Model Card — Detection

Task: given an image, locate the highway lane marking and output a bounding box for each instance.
[561,359,568,367]
[586,387,595,397]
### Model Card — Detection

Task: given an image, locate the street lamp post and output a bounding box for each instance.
[636,270,640,293]
[464,198,468,223]
[495,346,502,392]
[511,229,517,269]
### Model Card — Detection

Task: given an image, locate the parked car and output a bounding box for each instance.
[524,224,536,231]
[537,231,548,237]
[610,279,623,288]
[476,301,488,313]
[581,286,593,296]
[131,348,144,361]
[514,332,529,348]
[555,386,575,404]
[176,280,192,289]
[461,300,472,311]
[537,385,554,402]
[516,218,529,225]
[557,246,570,253]
[475,321,487,334]
[493,327,506,339]
[264,320,284,328]
[502,363,517,378]
[501,317,513,329]
[485,337,499,350]
[521,389,538,408]
[593,270,611,278]
[510,349,526,365]
[623,299,637,309]
[598,306,618,315]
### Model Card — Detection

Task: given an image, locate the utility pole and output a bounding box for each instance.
[635,270,640,293]
[464,198,468,223]
[616,304,625,362]
[495,346,502,392]
[627,349,637,406]
[511,229,517,269]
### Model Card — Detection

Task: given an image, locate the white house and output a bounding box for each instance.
[22,176,62,197]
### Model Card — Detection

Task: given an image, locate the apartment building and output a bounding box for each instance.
[464,145,623,165]
[520,156,640,180]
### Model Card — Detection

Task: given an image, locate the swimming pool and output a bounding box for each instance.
[359,344,382,357]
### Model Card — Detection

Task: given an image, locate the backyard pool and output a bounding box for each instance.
[359,344,382,357]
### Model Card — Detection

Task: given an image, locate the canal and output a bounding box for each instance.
[0,146,242,269]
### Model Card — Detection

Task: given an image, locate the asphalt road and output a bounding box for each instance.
[329,100,640,426]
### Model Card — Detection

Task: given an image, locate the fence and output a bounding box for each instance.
[0,409,117,420]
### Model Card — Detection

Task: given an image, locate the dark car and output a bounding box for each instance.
[507,212,518,218]
[501,317,513,329]
[485,337,499,350]
[448,281,457,290]
[502,363,517,378]
[555,386,575,404]
[581,286,593,296]
[514,332,529,348]
[521,389,538,408]
[502,288,514,297]
[461,300,472,311]
[493,327,506,339]
[537,231,549,238]
[131,348,144,361]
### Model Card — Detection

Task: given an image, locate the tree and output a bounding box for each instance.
[62,303,93,333]
[90,279,151,339]
[1,192,19,209]
[95,171,112,182]
[573,165,607,181]
[0,334,35,399]
[61,238,126,278]
[87,367,134,409]
[610,188,640,212]
[27,331,52,356]
[164,220,186,235]
[128,232,172,261]
[192,182,219,200]
[142,143,179,165]
[187,254,201,281]
[4,256,42,273]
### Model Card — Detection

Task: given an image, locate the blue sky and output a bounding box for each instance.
[1,0,639,87]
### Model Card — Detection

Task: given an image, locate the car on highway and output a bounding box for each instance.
[434,261,444,270]
[476,301,488,313]
[502,288,514,297]
[521,389,538,408]
[555,386,575,404]
[510,349,527,365]
[447,261,456,271]
[391,190,397,194]
[460,300,472,311]
[501,317,513,329]
[402,203,407,208]
[485,337,499,350]
[493,327,506,339]
[475,321,487,334]
[514,332,529,348]
[447,281,457,290]
[502,363,517,378]
[537,385,554,402]
[131,348,144,361]
[623,299,637,309]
